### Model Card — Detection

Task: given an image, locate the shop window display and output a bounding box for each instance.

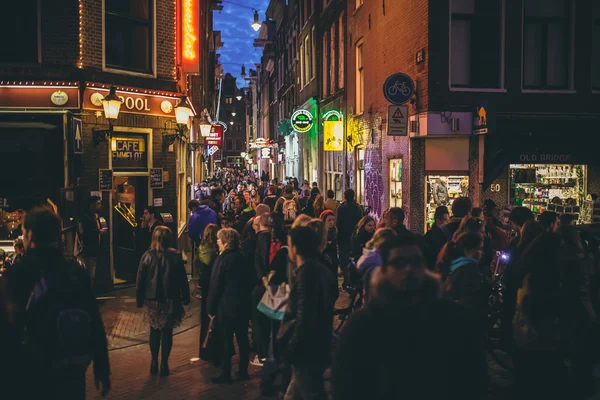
[510,164,586,222]
[389,159,402,208]
[426,175,469,229]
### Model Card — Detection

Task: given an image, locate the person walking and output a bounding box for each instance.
[281,226,337,400]
[136,226,190,377]
[324,190,339,213]
[197,224,219,360]
[188,200,218,247]
[337,189,363,289]
[76,195,105,285]
[320,210,340,279]
[262,185,279,211]
[5,206,111,399]
[208,228,254,384]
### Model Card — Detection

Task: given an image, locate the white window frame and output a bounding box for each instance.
[355,39,364,115]
[311,27,317,81]
[304,35,310,86]
[300,42,305,89]
[448,0,506,92]
[521,0,576,93]
[102,0,157,78]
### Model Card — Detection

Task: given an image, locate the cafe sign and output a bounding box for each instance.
[291,110,313,133]
[111,134,148,170]
[83,87,179,117]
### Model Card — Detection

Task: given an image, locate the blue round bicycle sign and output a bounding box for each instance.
[383,73,415,105]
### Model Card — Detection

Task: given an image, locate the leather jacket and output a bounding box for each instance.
[136,249,190,307]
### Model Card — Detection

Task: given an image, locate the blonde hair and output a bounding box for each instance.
[365,228,397,250]
[291,214,312,228]
[150,226,173,253]
[217,228,240,249]
[201,224,219,250]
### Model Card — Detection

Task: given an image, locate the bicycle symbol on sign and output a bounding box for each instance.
[387,81,412,97]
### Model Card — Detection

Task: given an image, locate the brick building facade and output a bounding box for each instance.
[0,0,218,289]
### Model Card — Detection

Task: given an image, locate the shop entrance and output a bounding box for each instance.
[112,175,148,283]
[389,159,403,208]
[355,147,365,205]
[425,174,469,231]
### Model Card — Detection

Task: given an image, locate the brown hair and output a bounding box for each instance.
[201,224,219,250]
[304,218,327,252]
[355,215,376,237]
[150,226,173,253]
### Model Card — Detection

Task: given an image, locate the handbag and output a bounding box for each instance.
[257,282,289,321]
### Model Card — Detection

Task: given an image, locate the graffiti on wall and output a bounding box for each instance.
[364,147,384,219]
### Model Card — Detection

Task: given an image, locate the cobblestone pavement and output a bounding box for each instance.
[98,282,201,350]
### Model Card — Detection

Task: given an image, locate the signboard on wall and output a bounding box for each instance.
[206,124,223,146]
[291,110,313,132]
[260,147,272,159]
[99,169,113,191]
[111,134,148,170]
[83,87,179,117]
[150,168,164,189]
[324,121,344,151]
[387,105,408,136]
[473,100,489,134]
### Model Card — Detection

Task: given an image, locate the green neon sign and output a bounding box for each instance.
[291,110,313,132]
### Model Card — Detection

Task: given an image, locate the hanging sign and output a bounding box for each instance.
[324,121,344,151]
[387,105,409,136]
[383,72,415,105]
[99,169,113,191]
[473,100,489,134]
[291,110,313,132]
[206,124,223,146]
[150,168,164,189]
[260,147,272,159]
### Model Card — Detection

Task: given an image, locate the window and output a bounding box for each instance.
[593,4,600,89]
[330,25,336,94]
[339,13,345,89]
[225,139,233,151]
[105,0,154,73]
[225,97,233,104]
[450,0,503,88]
[311,27,317,80]
[236,139,243,151]
[356,41,364,115]
[356,0,363,9]
[0,1,39,64]
[322,33,329,97]
[304,35,310,86]
[523,0,572,89]
[300,43,305,87]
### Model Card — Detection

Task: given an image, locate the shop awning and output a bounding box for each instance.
[483,118,600,186]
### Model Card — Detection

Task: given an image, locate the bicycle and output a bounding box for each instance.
[387,80,412,97]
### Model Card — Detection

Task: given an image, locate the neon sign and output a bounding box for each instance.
[183,0,197,60]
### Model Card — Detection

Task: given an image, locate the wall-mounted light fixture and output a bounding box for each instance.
[93,85,122,146]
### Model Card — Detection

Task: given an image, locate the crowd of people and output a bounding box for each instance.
[1,168,600,400]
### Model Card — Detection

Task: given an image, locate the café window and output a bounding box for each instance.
[450,0,503,89]
[105,0,154,73]
[0,1,39,64]
[111,133,148,171]
[523,0,573,90]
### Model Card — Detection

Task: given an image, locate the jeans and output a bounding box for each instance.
[284,366,327,400]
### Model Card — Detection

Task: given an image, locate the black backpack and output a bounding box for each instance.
[26,261,94,370]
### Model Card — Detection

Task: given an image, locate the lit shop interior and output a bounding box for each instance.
[389,159,403,208]
[510,164,588,223]
[426,175,469,229]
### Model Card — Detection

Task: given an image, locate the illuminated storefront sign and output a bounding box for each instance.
[291,110,313,132]
[324,110,344,151]
[206,124,223,146]
[261,147,272,159]
[83,87,179,117]
[183,0,197,61]
[111,134,148,170]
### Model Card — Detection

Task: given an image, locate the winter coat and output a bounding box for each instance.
[351,230,374,259]
[254,231,271,284]
[136,249,190,309]
[336,202,363,249]
[188,206,218,246]
[207,248,254,321]
[323,229,340,278]
[234,208,255,234]
[424,224,451,271]
[79,210,101,257]
[444,256,489,326]
[285,259,337,367]
[262,195,278,211]
[332,272,486,400]
[357,247,382,302]
[324,199,340,212]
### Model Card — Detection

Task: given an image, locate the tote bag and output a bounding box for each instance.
[257,282,289,321]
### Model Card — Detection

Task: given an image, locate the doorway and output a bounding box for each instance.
[112,175,148,283]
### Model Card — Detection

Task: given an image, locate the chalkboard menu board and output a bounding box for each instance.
[150,168,163,189]
[99,169,113,191]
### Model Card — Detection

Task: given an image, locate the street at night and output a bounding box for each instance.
[2,0,600,399]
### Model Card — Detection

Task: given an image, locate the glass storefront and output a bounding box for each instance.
[510,164,587,222]
[425,174,469,230]
[389,159,402,208]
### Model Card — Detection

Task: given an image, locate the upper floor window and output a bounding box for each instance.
[105,0,153,73]
[523,0,572,90]
[0,1,39,64]
[450,0,503,89]
[311,27,317,80]
[304,35,311,85]
[356,40,364,115]
[592,4,600,90]
[322,32,329,98]
[356,0,363,10]
[339,13,345,89]
[300,43,305,87]
[225,97,233,104]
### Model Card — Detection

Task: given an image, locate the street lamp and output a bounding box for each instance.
[93,85,122,146]
[230,121,234,125]
[163,95,194,149]
[198,109,212,137]
[231,111,236,117]
[236,95,242,101]
[252,10,261,31]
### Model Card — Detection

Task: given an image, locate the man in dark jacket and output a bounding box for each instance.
[188,200,218,246]
[337,189,363,288]
[139,206,165,253]
[251,213,272,365]
[283,226,337,399]
[262,185,279,211]
[77,196,104,285]
[207,228,254,384]
[5,207,110,399]
[424,206,450,270]
[332,236,486,400]
[445,197,473,239]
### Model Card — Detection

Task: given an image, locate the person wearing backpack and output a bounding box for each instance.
[5,206,110,399]
[274,185,299,222]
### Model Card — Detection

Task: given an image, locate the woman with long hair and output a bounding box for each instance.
[198,224,219,360]
[136,226,190,376]
[320,210,339,279]
[356,228,397,303]
[351,216,376,259]
[313,194,325,218]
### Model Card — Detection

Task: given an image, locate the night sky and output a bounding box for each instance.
[214,0,270,88]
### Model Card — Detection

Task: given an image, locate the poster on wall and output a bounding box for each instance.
[324,120,344,151]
